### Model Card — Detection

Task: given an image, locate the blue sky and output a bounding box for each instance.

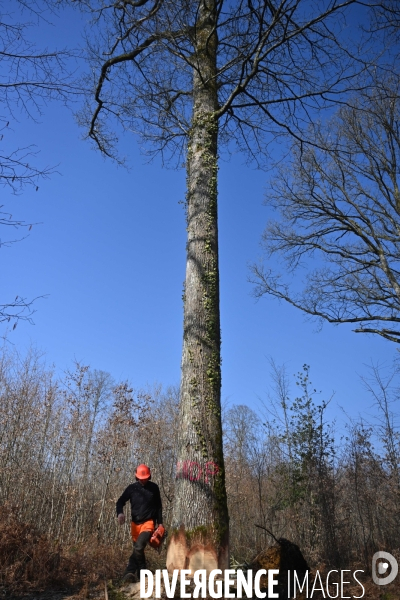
[1,2,397,431]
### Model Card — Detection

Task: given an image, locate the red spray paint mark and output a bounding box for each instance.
[176,460,219,484]
[205,461,219,483]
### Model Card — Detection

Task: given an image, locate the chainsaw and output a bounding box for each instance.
[149,525,167,553]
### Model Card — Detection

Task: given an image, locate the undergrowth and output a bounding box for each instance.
[0,506,127,595]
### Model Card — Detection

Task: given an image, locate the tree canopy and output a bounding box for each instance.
[80,0,363,165]
[253,72,400,343]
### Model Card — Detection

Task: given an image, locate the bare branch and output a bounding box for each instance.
[0,1,78,325]
[253,71,400,342]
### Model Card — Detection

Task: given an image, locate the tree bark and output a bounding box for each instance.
[167,0,229,574]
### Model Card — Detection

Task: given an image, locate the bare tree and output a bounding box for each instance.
[0,1,78,327]
[73,0,378,568]
[253,73,400,343]
[369,0,400,42]
[0,1,77,193]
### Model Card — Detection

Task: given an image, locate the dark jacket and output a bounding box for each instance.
[116,480,163,525]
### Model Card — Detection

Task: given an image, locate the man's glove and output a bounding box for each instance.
[118,513,125,525]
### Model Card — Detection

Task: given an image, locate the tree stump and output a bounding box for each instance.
[250,538,309,599]
[166,525,228,575]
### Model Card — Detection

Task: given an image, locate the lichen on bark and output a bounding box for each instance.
[169,0,229,569]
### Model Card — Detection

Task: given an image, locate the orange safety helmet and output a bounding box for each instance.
[135,464,151,481]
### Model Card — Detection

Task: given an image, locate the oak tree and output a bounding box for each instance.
[76,0,373,569]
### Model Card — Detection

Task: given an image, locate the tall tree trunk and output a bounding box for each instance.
[167,0,229,574]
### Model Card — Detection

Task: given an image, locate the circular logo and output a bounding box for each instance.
[372,552,398,586]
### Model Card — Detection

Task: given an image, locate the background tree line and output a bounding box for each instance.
[1,346,400,582]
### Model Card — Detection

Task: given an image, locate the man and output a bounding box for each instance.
[116,464,163,583]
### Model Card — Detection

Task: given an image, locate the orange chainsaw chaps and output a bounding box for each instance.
[149,525,166,551]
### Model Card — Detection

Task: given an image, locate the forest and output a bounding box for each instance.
[1,346,399,595]
[2,0,400,597]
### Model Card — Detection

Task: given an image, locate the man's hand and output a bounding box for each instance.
[118,513,125,525]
